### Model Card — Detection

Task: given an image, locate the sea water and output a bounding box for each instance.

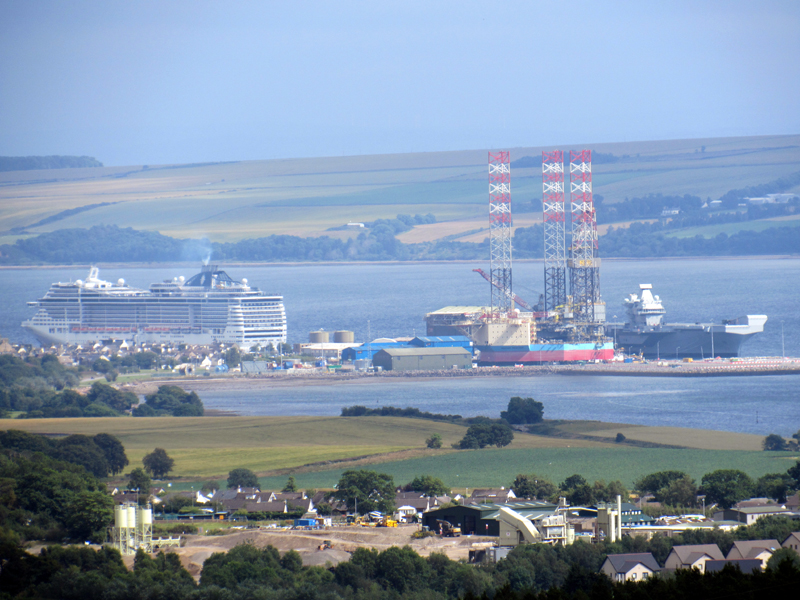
[1,259,798,434]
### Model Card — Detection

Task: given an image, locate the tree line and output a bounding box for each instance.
[0,155,103,172]
[3,210,799,266]
[0,353,204,418]
[1,517,798,599]
[510,462,800,510]
[3,218,796,267]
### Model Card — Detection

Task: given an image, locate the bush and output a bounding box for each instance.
[455,422,513,449]
[763,434,788,451]
[500,397,544,425]
[133,385,204,417]
[227,468,259,489]
[426,434,442,449]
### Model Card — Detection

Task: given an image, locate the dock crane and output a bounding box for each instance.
[472,269,539,313]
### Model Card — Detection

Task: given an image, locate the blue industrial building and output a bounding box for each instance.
[341,340,407,362]
[408,336,473,354]
[342,336,474,362]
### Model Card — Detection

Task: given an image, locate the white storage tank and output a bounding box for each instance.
[141,507,153,525]
[115,505,128,528]
[333,330,354,343]
[127,505,137,528]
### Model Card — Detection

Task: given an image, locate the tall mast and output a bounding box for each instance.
[542,150,567,312]
[488,151,512,314]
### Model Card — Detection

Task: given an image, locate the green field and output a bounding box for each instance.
[0,415,619,479]
[257,447,800,491]
[0,416,466,477]
[2,134,798,243]
[1,415,779,490]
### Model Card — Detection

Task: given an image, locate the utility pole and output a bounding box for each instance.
[710,322,715,359]
[367,320,372,371]
[612,316,617,350]
[781,320,785,358]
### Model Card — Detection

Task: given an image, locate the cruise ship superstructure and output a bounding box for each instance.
[23,265,287,350]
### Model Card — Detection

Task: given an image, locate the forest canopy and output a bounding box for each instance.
[0,155,103,172]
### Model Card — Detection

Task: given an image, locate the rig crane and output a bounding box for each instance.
[473,268,538,312]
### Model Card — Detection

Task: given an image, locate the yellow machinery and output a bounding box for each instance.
[436,519,461,537]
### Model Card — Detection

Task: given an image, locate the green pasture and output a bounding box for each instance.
[2,134,798,242]
[0,415,617,480]
[3,413,775,485]
[257,447,800,491]
[0,416,470,478]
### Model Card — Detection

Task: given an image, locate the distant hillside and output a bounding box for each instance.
[0,135,798,243]
[2,219,798,266]
[0,155,103,172]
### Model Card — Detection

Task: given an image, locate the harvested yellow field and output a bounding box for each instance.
[396,217,486,243]
[397,214,543,243]
[3,135,798,242]
[553,421,762,451]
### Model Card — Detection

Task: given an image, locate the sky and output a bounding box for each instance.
[1,0,799,166]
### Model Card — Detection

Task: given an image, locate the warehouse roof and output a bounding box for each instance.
[426,306,486,315]
[411,336,472,343]
[376,347,471,357]
[427,500,558,520]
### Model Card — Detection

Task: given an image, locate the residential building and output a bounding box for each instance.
[664,544,724,572]
[470,488,517,503]
[600,553,661,582]
[781,532,800,553]
[704,559,762,574]
[726,539,780,569]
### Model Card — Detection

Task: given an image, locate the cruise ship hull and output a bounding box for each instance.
[477,342,614,365]
[22,265,287,350]
[605,315,767,359]
[21,324,260,349]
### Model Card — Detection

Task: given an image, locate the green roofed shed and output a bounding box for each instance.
[372,347,472,372]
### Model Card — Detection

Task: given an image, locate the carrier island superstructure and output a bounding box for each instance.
[426,150,614,365]
[23,264,287,351]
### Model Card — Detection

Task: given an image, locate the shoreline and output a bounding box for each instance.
[2,255,799,270]
[119,359,800,396]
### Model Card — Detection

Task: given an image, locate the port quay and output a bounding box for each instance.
[224,356,800,382]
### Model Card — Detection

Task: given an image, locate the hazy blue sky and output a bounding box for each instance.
[1,0,798,166]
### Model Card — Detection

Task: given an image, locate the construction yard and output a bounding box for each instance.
[134,525,492,580]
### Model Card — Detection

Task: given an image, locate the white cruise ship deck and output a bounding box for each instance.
[23,265,287,350]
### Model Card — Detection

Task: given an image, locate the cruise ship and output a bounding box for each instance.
[23,265,287,350]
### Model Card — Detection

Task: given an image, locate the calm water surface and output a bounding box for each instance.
[188,372,800,436]
[2,259,798,435]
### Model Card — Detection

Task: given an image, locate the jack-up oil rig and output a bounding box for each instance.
[425,150,614,365]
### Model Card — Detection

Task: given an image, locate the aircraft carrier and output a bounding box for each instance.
[604,284,767,359]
